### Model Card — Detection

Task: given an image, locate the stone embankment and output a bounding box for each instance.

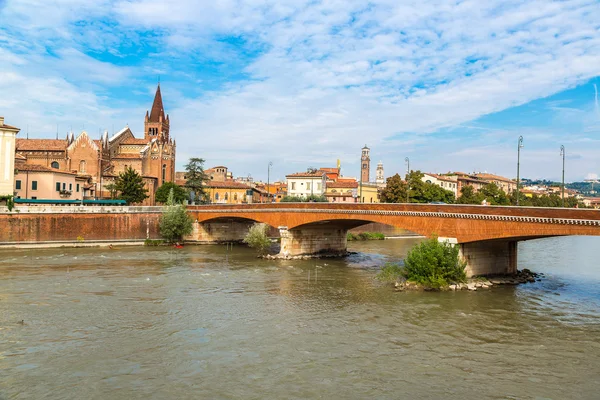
[394,269,542,292]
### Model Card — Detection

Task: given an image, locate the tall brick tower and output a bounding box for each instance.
[144,84,175,186]
[361,144,370,183]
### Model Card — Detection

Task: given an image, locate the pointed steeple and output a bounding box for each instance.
[149,84,165,123]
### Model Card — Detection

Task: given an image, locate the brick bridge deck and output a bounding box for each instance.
[187,203,600,276]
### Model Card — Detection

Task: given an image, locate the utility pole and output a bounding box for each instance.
[560,145,565,207]
[405,157,410,203]
[516,136,524,206]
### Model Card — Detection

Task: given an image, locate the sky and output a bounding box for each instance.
[1,0,599,183]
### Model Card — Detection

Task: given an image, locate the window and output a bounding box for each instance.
[363,164,367,169]
[343,196,346,202]
[234,193,238,201]
[32,181,38,190]
[306,182,311,190]
[69,183,72,191]
[31,196,37,200]
[56,182,61,192]
[51,161,59,169]
[79,160,86,173]
[162,164,166,181]
[224,193,229,201]
[215,193,219,200]
[317,183,322,191]
[62,183,66,190]
[76,184,80,192]
[15,180,21,190]
[291,182,296,190]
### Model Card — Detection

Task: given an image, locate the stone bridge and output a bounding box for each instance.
[186,203,600,277]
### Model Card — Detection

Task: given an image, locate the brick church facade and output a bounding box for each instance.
[14,84,176,205]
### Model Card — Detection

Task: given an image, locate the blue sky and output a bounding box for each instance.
[1,0,599,182]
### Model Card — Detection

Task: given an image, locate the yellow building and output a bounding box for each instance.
[0,117,20,196]
[358,182,380,203]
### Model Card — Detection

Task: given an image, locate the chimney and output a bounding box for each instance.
[0,116,4,125]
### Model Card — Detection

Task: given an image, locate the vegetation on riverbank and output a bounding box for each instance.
[159,189,193,243]
[243,223,272,255]
[347,232,385,241]
[377,237,466,289]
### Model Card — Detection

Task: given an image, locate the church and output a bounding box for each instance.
[14,84,176,205]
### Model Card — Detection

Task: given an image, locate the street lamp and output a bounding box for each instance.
[560,145,565,207]
[516,136,524,206]
[267,161,273,203]
[404,157,410,203]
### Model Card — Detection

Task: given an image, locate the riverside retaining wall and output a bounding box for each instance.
[0,206,163,245]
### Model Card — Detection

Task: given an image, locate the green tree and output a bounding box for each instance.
[155,182,188,204]
[243,223,272,255]
[104,183,118,199]
[114,167,148,204]
[184,158,209,204]
[403,237,467,288]
[479,183,510,205]
[380,173,408,203]
[456,185,484,204]
[159,188,194,243]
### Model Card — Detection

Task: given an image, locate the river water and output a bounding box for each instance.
[1,237,599,399]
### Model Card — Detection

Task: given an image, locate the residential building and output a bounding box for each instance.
[13,84,175,205]
[286,171,327,198]
[325,181,358,203]
[0,117,20,196]
[473,173,516,194]
[422,173,458,197]
[13,163,86,201]
[446,172,489,196]
[359,182,380,203]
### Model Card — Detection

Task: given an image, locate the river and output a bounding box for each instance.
[1,237,599,399]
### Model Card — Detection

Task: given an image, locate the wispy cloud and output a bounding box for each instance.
[1,0,599,181]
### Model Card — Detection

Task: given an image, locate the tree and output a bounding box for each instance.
[407,171,455,204]
[478,183,510,205]
[456,185,483,204]
[114,167,148,204]
[155,182,188,204]
[403,237,467,288]
[104,183,118,199]
[243,223,272,255]
[184,158,209,204]
[159,188,194,243]
[380,173,408,203]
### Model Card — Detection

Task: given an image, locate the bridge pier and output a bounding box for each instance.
[185,220,255,243]
[278,226,348,257]
[459,240,518,277]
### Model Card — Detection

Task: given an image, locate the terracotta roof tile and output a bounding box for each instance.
[286,172,325,178]
[16,163,75,174]
[327,181,358,188]
[121,137,148,145]
[206,181,252,189]
[16,139,67,151]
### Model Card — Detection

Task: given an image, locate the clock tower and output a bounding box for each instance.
[361,145,370,183]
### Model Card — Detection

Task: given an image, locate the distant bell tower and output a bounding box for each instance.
[376,161,384,186]
[361,144,370,183]
[144,83,170,143]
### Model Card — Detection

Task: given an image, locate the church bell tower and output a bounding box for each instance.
[144,84,170,143]
[361,145,370,183]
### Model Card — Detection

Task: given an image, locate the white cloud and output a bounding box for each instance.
[1,0,600,181]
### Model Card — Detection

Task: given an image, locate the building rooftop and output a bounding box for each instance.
[16,139,68,151]
[327,181,358,188]
[16,163,76,175]
[286,172,326,178]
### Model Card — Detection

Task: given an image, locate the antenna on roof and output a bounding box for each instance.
[26,124,29,139]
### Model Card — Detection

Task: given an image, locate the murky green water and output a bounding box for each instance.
[1,237,600,399]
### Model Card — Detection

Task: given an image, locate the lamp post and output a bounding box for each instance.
[267,161,272,203]
[560,145,565,207]
[516,136,524,206]
[404,157,410,203]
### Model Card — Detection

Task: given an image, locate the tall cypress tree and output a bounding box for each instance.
[115,167,149,204]
[184,158,209,204]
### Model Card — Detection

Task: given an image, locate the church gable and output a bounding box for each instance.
[68,131,99,153]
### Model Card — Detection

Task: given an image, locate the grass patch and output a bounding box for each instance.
[347,232,386,241]
[144,239,165,246]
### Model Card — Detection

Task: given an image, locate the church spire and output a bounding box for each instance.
[148,83,165,123]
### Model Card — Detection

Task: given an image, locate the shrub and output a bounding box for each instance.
[243,223,272,255]
[159,188,194,243]
[144,239,165,246]
[347,232,385,241]
[403,237,466,288]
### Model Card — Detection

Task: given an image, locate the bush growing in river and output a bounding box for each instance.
[243,223,272,255]
[376,263,405,282]
[403,237,466,288]
[159,189,193,243]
